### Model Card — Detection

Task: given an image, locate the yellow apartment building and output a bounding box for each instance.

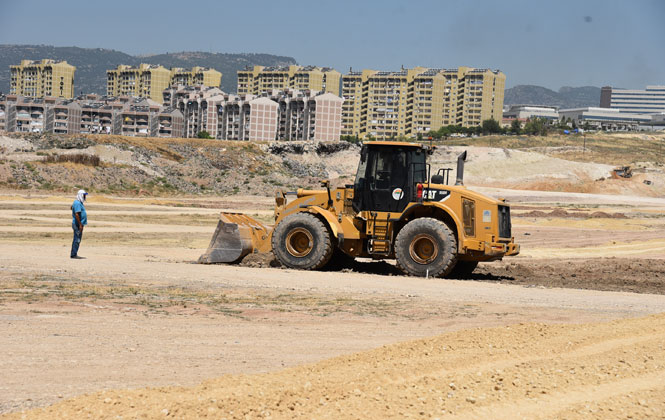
[237,65,340,96]
[10,59,76,99]
[170,66,222,88]
[341,67,505,138]
[107,64,172,103]
[107,64,222,103]
[440,67,505,127]
[341,69,377,137]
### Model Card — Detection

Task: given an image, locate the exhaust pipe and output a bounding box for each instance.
[455,151,467,185]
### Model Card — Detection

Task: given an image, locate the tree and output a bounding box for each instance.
[510,119,521,134]
[523,117,549,136]
[197,131,213,139]
[481,118,502,134]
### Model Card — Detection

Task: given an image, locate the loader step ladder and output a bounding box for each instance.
[368,212,392,256]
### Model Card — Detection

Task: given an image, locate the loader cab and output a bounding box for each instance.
[352,142,428,213]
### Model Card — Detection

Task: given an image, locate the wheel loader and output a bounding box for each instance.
[199,141,519,277]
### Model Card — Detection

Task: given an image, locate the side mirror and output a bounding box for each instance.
[431,174,444,184]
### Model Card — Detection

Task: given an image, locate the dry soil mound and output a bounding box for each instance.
[3,133,664,196]
[7,314,665,420]
[430,146,664,196]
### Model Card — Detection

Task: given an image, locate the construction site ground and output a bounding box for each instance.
[1,187,665,419]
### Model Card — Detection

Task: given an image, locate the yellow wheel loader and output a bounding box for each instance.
[199,141,519,277]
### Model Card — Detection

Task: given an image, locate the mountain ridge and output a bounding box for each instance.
[1,45,602,109]
[505,85,601,109]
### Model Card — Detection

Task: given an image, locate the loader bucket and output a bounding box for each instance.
[198,213,273,264]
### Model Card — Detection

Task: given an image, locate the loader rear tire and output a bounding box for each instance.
[395,217,457,278]
[272,212,333,270]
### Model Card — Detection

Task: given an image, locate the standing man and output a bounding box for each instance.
[71,189,88,259]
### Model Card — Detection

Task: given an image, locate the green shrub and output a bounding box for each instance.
[42,154,101,167]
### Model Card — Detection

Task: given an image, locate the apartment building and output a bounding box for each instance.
[272,89,343,141]
[237,65,341,96]
[341,67,505,138]
[600,85,665,114]
[107,64,222,104]
[2,86,341,141]
[442,67,505,127]
[367,67,426,139]
[10,59,76,99]
[217,95,251,141]
[84,95,184,138]
[165,85,225,137]
[46,99,82,134]
[246,97,280,141]
[0,94,184,137]
[79,97,122,135]
[0,97,7,131]
[0,95,80,134]
[341,69,378,138]
[169,85,258,140]
[170,67,222,90]
[107,64,172,103]
[2,95,49,133]
[155,108,185,138]
[168,85,344,141]
[119,98,163,137]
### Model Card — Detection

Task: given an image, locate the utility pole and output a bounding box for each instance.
[583,133,586,154]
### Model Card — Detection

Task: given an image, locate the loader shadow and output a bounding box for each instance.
[236,253,517,281]
[322,259,402,275]
[458,272,516,282]
[324,259,517,281]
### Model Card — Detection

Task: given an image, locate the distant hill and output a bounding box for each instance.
[0,45,297,95]
[505,85,601,109]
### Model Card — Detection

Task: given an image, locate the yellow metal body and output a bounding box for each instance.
[266,183,519,262]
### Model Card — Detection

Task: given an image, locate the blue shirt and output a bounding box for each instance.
[72,200,87,226]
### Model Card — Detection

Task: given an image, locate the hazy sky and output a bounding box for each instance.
[1,0,663,89]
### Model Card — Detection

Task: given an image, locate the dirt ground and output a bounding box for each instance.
[7,314,665,420]
[1,189,665,418]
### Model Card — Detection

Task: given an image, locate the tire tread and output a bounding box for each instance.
[395,217,457,277]
[272,212,333,270]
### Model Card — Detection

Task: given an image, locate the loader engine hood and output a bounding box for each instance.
[426,183,506,207]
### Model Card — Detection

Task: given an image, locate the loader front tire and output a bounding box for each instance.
[272,212,333,270]
[395,217,457,277]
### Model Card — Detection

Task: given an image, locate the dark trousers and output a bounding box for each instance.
[71,223,83,257]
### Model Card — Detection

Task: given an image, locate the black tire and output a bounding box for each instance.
[395,217,457,277]
[447,260,478,279]
[272,212,333,270]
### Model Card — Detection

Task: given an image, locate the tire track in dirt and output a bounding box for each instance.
[457,374,665,420]
[5,314,665,419]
